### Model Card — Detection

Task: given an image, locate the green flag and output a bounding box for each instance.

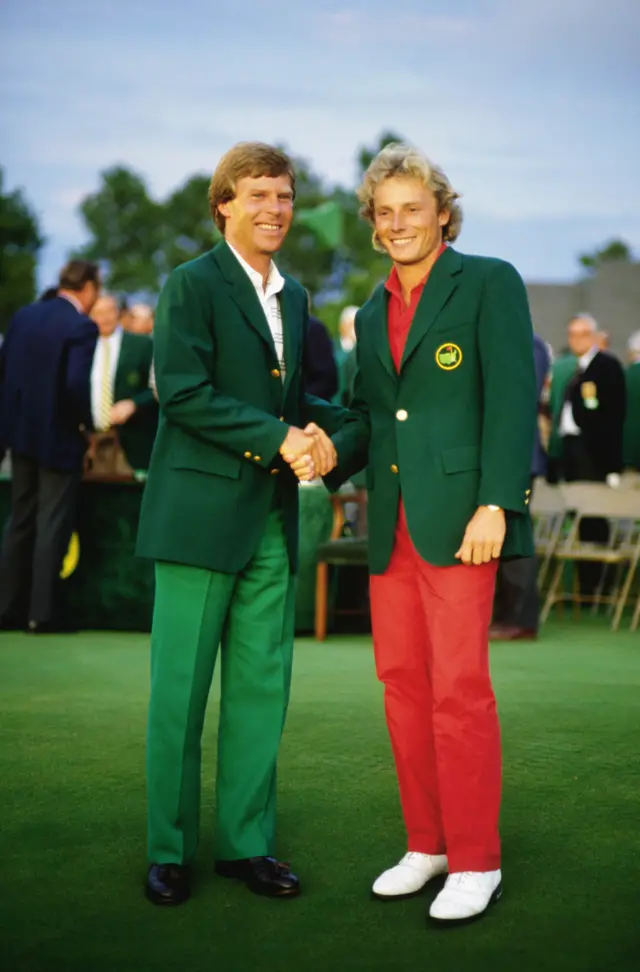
[295,200,343,249]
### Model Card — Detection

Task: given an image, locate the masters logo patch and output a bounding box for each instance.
[435,343,462,371]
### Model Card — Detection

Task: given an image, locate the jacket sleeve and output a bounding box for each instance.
[63,316,98,426]
[599,355,627,474]
[154,266,288,467]
[323,313,371,490]
[130,338,156,409]
[476,260,537,513]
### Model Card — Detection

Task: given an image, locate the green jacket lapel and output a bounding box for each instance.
[212,241,277,358]
[365,283,396,381]
[400,246,462,372]
[279,280,301,402]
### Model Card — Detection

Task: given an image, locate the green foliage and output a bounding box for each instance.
[579,238,633,273]
[0,168,44,332]
[74,132,405,306]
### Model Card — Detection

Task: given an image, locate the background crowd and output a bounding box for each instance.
[0,249,638,637]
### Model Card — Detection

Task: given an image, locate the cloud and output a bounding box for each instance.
[1,0,638,287]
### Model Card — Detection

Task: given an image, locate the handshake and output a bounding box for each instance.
[279,423,338,482]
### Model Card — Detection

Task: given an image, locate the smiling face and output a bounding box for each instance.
[373,175,449,269]
[218,174,294,262]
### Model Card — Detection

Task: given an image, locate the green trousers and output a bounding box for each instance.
[146,511,296,864]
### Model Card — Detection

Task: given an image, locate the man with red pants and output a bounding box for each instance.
[326,144,536,922]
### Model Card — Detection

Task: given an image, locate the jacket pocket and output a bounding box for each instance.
[441,444,481,474]
[169,439,241,479]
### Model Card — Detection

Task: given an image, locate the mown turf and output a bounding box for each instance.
[1,621,639,972]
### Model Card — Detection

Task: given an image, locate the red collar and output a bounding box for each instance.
[385,243,447,300]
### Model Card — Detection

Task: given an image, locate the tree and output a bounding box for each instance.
[579,239,633,273]
[0,168,44,332]
[73,130,405,314]
[75,166,165,295]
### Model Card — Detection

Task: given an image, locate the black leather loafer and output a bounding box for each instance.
[214,856,300,898]
[145,863,190,906]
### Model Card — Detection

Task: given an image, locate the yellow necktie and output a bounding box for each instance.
[99,338,113,429]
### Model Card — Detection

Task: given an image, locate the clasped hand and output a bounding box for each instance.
[279,423,337,482]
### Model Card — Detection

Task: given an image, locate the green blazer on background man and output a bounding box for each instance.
[547,352,577,461]
[327,247,537,573]
[137,241,345,572]
[623,361,640,469]
[115,331,158,470]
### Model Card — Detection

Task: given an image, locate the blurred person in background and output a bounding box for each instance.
[335,304,359,406]
[304,294,338,402]
[551,312,626,592]
[128,302,154,335]
[546,340,576,482]
[89,295,158,470]
[623,329,640,470]
[0,260,99,633]
[595,330,610,352]
[490,332,550,640]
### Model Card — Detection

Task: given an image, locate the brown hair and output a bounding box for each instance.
[58,260,100,291]
[357,143,462,249]
[208,142,296,233]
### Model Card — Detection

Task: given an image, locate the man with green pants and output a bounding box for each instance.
[137,142,341,906]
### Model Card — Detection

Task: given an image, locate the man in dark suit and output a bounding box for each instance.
[325,143,536,922]
[555,313,626,591]
[89,295,158,469]
[0,261,100,632]
[490,333,550,640]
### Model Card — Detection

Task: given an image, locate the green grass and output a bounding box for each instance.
[1,622,639,972]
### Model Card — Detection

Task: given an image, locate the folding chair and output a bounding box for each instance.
[541,483,640,630]
[529,478,566,590]
[314,487,368,641]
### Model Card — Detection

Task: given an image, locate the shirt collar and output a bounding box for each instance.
[227,242,284,298]
[58,291,83,313]
[100,325,122,343]
[579,346,599,371]
[384,242,447,300]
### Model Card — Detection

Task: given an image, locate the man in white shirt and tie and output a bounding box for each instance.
[90,296,157,470]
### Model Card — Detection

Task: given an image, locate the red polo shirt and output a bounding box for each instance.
[385,244,447,371]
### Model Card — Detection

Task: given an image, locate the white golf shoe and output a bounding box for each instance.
[372,852,448,900]
[429,869,502,921]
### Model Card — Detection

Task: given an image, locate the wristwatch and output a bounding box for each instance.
[486,505,502,512]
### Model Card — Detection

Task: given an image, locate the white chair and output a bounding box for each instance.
[541,483,640,631]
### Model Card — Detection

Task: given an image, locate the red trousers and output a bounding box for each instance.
[369,504,501,872]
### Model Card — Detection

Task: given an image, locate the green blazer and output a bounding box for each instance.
[547,353,577,460]
[326,247,537,573]
[115,331,158,470]
[623,362,640,469]
[136,242,345,574]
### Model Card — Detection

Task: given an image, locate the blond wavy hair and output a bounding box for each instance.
[357,143,462,250]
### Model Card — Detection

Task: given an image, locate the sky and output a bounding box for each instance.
[1,0,639,289]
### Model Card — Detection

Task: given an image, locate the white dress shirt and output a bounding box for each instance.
[227,243,286,379]
[560,346,599,436]
[91,327,123,430]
